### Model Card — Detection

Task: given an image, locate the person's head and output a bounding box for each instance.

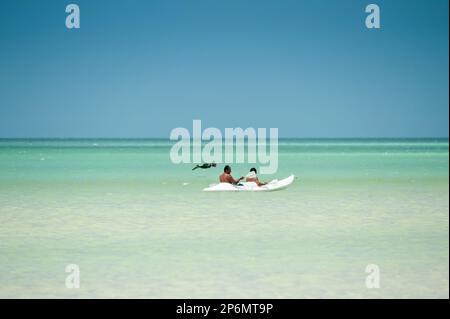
[212,163,217,167]
[224,165,231,173]
[250,168,257,174]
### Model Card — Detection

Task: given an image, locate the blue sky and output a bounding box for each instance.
[0,0,448,138]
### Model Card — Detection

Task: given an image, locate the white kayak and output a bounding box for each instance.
[203,175,295,192]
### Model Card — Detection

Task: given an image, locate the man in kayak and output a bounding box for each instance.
[219,165,244,184]
[245,168,267,186]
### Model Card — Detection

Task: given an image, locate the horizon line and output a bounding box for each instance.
[0,137,449,140]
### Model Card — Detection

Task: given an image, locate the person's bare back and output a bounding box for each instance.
[219,173,232,183]
[219,165,244,185]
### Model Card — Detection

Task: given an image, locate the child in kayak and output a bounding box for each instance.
[245,168,267,186]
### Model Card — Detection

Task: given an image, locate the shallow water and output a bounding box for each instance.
[0,139,448,298]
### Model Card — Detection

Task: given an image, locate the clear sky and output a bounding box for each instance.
[0,0,448,138]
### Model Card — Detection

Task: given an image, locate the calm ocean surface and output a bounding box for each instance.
[0,138,448,298]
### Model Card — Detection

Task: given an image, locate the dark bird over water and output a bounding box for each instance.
[192,163,217,171]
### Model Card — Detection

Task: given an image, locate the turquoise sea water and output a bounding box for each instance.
[0,138,448,298]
